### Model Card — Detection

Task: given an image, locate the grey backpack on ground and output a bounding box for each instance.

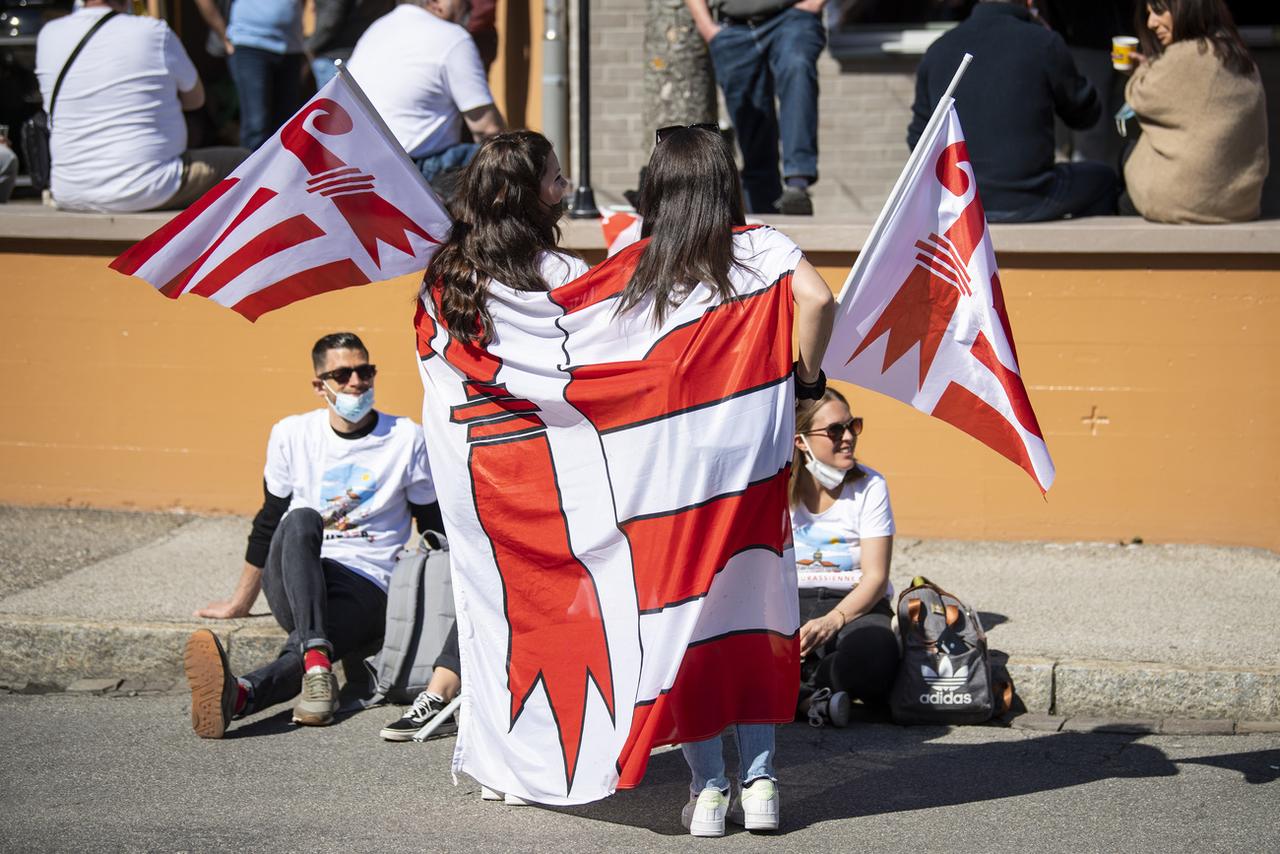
[890,576,1013,725]
[360,531,455,707]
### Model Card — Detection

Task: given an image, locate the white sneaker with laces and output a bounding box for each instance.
[729,779,780,831]
[681,786,730,837]
[480,785,529,805]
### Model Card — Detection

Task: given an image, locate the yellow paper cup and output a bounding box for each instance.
[1111,36,1139,70]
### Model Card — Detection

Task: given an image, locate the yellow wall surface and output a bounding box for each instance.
[2,250,1277,551]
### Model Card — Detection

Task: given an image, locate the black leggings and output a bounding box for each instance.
[799,589,900,705]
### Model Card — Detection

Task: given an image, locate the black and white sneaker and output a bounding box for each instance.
[380,691,457,742]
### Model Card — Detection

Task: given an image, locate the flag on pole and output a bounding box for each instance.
[415,226,803,805]
[600,208,641,257]
[824,103,1055,492]
[110,71,450,321]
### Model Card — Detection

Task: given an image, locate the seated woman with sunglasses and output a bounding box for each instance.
[791,388,898,726]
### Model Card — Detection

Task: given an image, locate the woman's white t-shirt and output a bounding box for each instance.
[790,465,896,595]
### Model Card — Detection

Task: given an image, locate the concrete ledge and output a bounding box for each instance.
[2,200,1278,255]
[1054,659,1280,722]
[1005,655,1054,714]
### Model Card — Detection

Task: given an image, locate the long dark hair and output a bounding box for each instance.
[616,126,747,325]
[1137,0,1255,76]
[425,131,564,343]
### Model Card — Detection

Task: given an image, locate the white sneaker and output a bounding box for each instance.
[480,785,529,806]
[729,779,780,832]
[480,785,503,802]
[681,786,729,837]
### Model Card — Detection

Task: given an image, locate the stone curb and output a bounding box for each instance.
[2,614,1278,722]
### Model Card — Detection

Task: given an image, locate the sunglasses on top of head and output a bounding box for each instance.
[803,417,863,443]
[654,122,720,144]
[317,364,377,384]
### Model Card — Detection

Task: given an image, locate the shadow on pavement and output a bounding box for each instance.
[1177,749,1280,785]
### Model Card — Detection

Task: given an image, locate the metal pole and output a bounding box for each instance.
[568,0,599,218]
[542,0,569,163]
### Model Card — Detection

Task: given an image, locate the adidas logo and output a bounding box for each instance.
[921,656,969,691]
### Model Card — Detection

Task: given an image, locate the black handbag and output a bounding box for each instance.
[19,10,119,192]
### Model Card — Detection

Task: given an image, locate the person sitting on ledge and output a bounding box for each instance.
[186,332,458,738]
[35,0,247,213]
[1118,0,1268,223]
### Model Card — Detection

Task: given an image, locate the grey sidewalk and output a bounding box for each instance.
[1,506,1277,722]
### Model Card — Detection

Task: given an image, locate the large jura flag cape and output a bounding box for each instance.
[110,72,449,320]
[415,227,803,805]
[825,104,1055,492]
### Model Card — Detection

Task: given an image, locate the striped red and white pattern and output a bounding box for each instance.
[415,227,802,805]
[110,72,449,321]
[826,105,1055,492]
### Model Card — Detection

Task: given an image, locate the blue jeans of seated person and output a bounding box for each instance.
[415,142,481,184]
[707,8,826,214]
[243,508,387,712]
[228,47,304,150]
[681,724,776,793]
[987,162,1118,223]
[312,57,339,90]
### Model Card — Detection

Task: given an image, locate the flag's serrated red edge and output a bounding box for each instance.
[109,178,241,277]
[230,258,371,322]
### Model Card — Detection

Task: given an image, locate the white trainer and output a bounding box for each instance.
[480,785,503,802]
[480,786,530,806]
[730,779,780,831]
[681,786,730,837]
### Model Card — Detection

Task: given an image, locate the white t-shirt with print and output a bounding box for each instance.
[347,4,494,159]
[36,7,197,212]
[264,410,436,591]
[790,465,896,595]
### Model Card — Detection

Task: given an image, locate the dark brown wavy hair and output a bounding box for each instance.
[1138,0,1255,76]
[424,131,565,343]
[616,126,748,325]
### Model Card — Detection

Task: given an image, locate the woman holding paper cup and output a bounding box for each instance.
[1118,0,1267,223]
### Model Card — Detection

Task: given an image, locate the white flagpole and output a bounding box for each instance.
[833,53,974,302]
[333,60,444,202]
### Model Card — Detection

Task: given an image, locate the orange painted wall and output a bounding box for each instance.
[2,250,1277,551]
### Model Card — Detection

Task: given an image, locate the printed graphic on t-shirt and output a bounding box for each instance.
[319,463,379,541]
[793,519,863,590]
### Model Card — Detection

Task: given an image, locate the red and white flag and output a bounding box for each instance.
[110,72,450,321]
[415,226,802,805]
[825,104,1055,492]
[600,208,641,257]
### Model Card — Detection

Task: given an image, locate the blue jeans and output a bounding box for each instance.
[311,57,339,90]
[987,162,1118,223]
[681,724,776,793]
[707,8,826,214]
[228,47,304,150]
[414,141,481,183]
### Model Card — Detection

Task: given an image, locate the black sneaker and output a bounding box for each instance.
[184,629,238,739]
[380,690,458,742]
[776,185,814,215]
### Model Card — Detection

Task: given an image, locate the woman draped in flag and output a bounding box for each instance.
[790,389,899,728]
[414,124,834,822]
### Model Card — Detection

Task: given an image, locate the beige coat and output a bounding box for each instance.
[1124,39,1269,223]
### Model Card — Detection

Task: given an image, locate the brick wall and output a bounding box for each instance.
[571,0,920,215]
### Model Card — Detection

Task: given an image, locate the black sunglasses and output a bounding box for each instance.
[655,122,720,144]
[804,417,863,443]
[317,364,377,384]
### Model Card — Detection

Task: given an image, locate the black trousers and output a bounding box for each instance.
[243,508,387,712]
[799,588,900,705]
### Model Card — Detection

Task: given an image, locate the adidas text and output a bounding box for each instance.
[920,692,974,705]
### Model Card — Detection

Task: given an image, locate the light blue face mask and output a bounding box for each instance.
[324,382,375,423]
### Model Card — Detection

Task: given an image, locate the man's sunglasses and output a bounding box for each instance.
[317,364,377,384]
[655,122,720,144]
[803,417,863,443]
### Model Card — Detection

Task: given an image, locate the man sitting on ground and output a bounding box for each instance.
[186,332,457,738]
[908,0,1116,222]
[346,0,504,189]
[35,0,247,213]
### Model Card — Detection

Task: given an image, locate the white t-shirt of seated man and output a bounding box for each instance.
[35,7,197,213]
[790,465,896,598]
[346,3,494,160]
[264,409,437,592]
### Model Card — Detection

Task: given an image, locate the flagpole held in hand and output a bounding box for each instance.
[834,53,974,303]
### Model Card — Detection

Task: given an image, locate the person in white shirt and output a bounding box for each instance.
[790,388,900,726]
[34,0,247,213]
[184,332,454,739]
[347,0,504,188]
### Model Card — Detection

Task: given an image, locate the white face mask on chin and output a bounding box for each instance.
[800,435,851,491]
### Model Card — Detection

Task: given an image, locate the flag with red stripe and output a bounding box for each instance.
[109,71,449,321]
[825,105,1055,492]
[416,227,801,805]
